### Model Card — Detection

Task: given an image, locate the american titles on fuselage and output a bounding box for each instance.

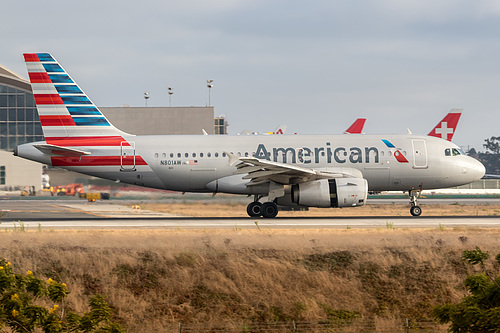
[255,143,382,164]
[157,142,405,166]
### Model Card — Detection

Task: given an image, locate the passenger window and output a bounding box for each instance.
[445,149,451,156]
[223,153,227,157]
[162,153,166,158]
[177,153,181,158]
[388,151,392,156]
[154,153,159,158]
[185,153,188,158]
[452,148,460,156]
[380,151,384,157]
[192,153,196,158]
[208,152,211,157]
[245,152,249,157]
[215,152,219,157]
[200,153,204,158]
[170,153,174,158]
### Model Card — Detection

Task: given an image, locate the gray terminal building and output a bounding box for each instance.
[0,63,228,190]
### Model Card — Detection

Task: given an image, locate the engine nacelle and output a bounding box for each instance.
[291,178,368,208]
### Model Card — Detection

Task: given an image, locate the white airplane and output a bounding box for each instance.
[238,125,288,136]
[15,53,485,218]
[242,119,365,136]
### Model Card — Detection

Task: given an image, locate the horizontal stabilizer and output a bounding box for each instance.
[34,144,91,156]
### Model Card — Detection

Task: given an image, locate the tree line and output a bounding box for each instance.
[467,136,500,175]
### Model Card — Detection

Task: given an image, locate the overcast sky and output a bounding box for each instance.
[2,0,500,150]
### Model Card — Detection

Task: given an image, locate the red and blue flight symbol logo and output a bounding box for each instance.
[382,139,409,163]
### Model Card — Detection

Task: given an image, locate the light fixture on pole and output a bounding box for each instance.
[144,92,150,107]
[168,86,173,107]
[207,80,214,106]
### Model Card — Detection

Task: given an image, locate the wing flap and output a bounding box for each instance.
[225,152,352,187]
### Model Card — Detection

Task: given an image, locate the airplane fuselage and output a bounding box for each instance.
[16,134,484,195]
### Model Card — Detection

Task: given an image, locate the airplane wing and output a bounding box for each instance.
[226,153,351,186]
[33,144,91,156]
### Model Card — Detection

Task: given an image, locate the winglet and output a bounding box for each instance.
[344,118,366,134]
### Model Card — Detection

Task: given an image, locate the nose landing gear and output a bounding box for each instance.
[409,187,423,217]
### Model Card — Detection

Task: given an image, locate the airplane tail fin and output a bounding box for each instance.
[23,53,130,145]
[427,110,462,141]
[344,118,366,134]
[273,125,287,135]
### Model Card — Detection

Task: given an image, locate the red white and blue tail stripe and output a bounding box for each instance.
[22,53,153,172]
[24,53,130,142]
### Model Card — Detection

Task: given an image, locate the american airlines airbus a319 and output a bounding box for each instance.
[15,53,485,218]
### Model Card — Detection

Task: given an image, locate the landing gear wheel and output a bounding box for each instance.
[261,202,278,218]
[247,202,262,217]
[410,205,422,217]
[409,186,423,217]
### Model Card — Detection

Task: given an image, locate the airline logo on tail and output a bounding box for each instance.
[24,53,111,129]
[23,53,146,168]
[428,112,461,141]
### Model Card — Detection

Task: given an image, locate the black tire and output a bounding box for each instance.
[410,205,422,217]
[247,202,262,217]
[101,193,111,200]
[261,202,278,218]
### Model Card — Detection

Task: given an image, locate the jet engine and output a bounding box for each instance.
[291,178,368,208]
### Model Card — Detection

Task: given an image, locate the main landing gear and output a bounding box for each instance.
[409,188,422,217]
[247,197,278,218]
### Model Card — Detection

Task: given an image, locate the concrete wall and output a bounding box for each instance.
[100,106,215,135]
[0,151,43,190]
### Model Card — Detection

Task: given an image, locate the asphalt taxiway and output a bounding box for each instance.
[1,199,500,230]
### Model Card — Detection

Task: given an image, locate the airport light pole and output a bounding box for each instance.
[144,92,150,107]
[168,86,173,107]
[207,80,214,106]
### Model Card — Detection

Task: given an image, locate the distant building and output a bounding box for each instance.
[0,64,43,151]
[101,106,216,135]
[0,63,227,190]
[214,116,228,135]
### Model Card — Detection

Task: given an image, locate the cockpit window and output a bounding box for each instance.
[446,148,466,156]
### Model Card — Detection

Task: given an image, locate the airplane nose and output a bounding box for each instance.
[470,158,486,181]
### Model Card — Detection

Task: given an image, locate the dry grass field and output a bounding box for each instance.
[0,227,499,331]
[139,201,500,217]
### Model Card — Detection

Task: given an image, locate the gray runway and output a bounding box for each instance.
[1,199,500,230]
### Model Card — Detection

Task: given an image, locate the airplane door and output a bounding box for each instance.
[412,139,428,169]
[120,141,136,171]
